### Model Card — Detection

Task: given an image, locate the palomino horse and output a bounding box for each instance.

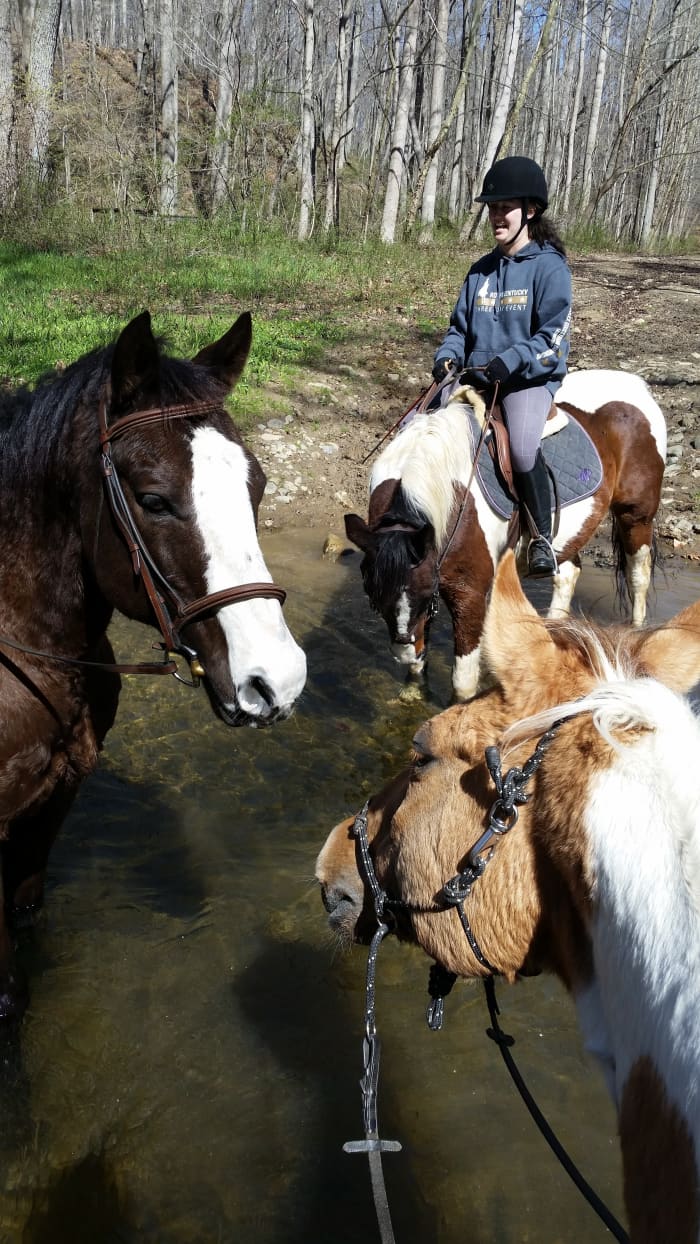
[317,552,700,1242]
[0,310,306,1018]
[345,370,666,701]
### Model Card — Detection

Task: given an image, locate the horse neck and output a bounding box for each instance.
[0,390,106,650]
[542,689,700,1178]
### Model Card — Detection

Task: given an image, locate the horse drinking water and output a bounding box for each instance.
[317,552,700,1242]
[0,310,306,1018]
[345,370,666,702]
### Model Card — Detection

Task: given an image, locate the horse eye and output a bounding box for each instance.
[137,492,171,515]
[410,748,434,772]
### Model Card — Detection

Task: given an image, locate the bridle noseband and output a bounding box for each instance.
[96,392,287,683]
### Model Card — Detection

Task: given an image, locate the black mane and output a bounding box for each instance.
[0,334,228,501]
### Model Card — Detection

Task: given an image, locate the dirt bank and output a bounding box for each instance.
[250,251,700,561]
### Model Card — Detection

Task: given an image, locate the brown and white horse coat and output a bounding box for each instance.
[317,553,700,1242]
[348,369,666,702]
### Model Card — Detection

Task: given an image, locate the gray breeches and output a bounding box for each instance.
[501,386,553,472]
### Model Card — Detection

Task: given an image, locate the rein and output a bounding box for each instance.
[426,380,500,622]
[346,719,630,1244]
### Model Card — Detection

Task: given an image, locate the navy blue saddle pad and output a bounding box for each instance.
[467,409,603,520]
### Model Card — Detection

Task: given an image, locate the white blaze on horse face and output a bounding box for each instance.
[572,681,700,1158]
[190,428,306,716]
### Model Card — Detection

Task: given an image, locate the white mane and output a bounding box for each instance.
[503,651,700,913]
[370,405,472,547]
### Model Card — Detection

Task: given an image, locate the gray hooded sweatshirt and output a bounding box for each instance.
[434,241,572,395]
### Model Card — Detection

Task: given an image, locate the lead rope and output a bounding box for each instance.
[482,978,629,1242]
[344,803,402,1243]
[428,727,630,1243]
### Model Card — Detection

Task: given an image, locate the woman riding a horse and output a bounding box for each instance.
[432,155,572,576]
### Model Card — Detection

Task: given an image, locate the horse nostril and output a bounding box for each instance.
[248,675,274,707]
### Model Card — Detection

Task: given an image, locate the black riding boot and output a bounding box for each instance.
[514,453,557,576]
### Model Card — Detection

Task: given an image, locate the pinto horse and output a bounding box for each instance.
[345,370,666,702]
[0,310,306,1018]
[317,552,700,1242]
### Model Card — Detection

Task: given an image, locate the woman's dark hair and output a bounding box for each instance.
[528,209,567,257]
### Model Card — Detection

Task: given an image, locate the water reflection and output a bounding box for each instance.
[1,533,697,1243]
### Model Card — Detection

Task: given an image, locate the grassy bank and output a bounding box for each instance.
[0,217,468,422]
[2,213,697,425]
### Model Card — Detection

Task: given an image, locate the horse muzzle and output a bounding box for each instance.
[391,638,424,666]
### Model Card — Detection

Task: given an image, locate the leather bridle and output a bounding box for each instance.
[0,393,287,685]
[96,391,287,683]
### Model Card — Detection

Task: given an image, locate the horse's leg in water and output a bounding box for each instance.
[548,556,581,619]
[612,506,657,627]
[2,782,78,929]
[446,584,489,702]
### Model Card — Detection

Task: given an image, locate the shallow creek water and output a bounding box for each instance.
[1,533,698,1244]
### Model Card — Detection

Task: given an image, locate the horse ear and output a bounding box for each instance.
[345,512,374,553]
[634,600,700,694]
[481,552,557,693]
[111,311,160,411]
[192,312,252,389]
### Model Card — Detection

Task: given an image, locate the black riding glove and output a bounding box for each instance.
[459,367,488,389]
[483,356,510,384]
[432,357,454,384]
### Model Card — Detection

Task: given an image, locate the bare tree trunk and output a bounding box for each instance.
[638,0,684,244]
[380,0,420,244]
[210,0,241,214]
[461,0,523,240]
[497,0,560,157]
[562,0,587,214]
[160,0,178,214]
[297,0,315,240]
[27,0,62,185]
[406,0,485,233]
[580,0,612,209]
[418,0,448,240]
[323,0,350,234]
[0,0,16,207]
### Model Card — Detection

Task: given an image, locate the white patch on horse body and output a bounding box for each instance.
[371,406,472,548]
[552,495,596,555]
[548,560,580,618]
[190,428,306,715]
[576,680,700,1151]
[626,543,652,627]
[557,369,667,460]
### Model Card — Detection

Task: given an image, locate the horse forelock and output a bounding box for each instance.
[364,487,427,613]
[371,406,471,548]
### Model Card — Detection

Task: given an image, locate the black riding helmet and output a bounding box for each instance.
[476,156,548,212]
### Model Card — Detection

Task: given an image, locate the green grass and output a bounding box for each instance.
[0,217,456,416]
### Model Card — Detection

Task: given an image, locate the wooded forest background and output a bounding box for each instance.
[0,0,697,247]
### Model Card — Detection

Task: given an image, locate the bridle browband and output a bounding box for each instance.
[0,391,288,684]
[345,714,630,1244]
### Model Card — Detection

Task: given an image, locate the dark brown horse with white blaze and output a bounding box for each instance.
[346,370,666,702]
[317,553,700,1243]
[0,310,306,1018]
